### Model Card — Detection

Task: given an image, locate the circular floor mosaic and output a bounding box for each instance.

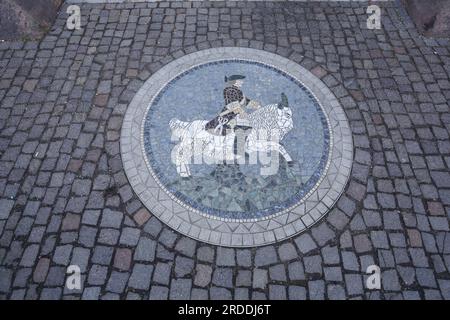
[121,47,353,247]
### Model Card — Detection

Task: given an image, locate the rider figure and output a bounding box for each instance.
[205,75,259,136]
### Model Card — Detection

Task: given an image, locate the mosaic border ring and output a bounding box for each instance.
[121,47,353,247]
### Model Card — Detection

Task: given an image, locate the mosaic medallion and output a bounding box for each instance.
[121,47,353,247]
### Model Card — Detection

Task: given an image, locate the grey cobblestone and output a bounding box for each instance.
[269,264,287,282]
[194,264,212,288]
[236,270,252,287]
[252,269,268,290]
[106,271,129,294]
[255,246,277,267]
[197,246,214,263]
[170,278,192,300]
[212,268,233,289]
[216,247,235,267]
[149,285,169,300]
[327,284,346,300]
[87,265,108,286]
[175,256,194,278]
[308,280,325,300]
[236,249,252,267]
[134,237,156,262]
[191,288,209,300]
[174,238,196,258]
[278,243,298,262]
[153,262,172,286]
[294,234,317,254]
[129,264,154,291]
[269,285,286,300]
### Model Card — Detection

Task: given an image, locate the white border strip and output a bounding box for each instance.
[66,0,395,4]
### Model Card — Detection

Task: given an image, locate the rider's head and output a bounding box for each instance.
[225,75,245,87]
[233,79,243,87]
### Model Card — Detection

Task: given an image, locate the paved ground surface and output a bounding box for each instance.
[1,0,450,300]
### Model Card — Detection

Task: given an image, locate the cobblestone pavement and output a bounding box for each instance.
[1,0,450,300]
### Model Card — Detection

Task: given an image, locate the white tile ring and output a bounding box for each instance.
[121,47,353,247]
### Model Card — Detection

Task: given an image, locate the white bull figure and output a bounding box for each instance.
[169,93,294,177]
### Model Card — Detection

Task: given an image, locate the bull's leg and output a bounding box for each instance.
[278,144,293,163]
[256,141,293,175]
[254,141,279,176]
[261,141,293,163]
[171,144,192,177]
[177,163,191,177]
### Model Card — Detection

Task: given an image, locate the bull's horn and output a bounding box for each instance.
[278,92,288,109]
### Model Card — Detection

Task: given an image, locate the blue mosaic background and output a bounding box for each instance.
[143,60,330,220]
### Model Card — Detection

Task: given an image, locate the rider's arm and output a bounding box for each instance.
[220,102,242,116]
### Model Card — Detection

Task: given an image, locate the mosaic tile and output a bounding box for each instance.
[121,47,353,247]
[142,59,330,220]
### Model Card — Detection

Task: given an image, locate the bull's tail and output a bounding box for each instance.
[169,119,190,140]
